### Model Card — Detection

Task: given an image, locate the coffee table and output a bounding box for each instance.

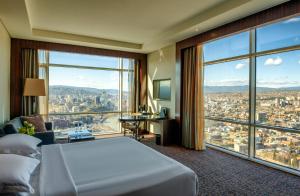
[68,130,95,143]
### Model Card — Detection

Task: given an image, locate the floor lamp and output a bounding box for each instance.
[23,78,46,114]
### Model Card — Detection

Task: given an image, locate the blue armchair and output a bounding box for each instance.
[2,117,55,145]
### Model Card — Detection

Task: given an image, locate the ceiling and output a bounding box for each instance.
[0,0,288,53]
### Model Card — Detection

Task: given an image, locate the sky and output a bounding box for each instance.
[204,16,300,88]
[48,51,133,90]
[48,16,300,90]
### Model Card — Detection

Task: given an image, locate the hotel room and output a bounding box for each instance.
[0,0,299,195]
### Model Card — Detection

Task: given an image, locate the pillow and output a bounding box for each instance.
[0,134,41,156]
[0,154,40,194]
[21,115,47,133]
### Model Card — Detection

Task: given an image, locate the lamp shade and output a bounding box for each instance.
[23,78,46,96]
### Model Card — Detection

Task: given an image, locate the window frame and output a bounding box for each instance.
[203,15,300,174]
[41,51,135,134]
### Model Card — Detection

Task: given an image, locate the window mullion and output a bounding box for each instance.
[119,58,123,114]
[249,29,256,158]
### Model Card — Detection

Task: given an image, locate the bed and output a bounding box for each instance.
[38,137,198,196]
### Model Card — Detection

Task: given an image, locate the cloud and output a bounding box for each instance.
[235,59,249,69]
[205,79,248,86]
[77,75,85,80]
[257,80,300,88]
[283,17,300,24]
[235,63,245,69]
[264,57,282,66]
[298,60,300,64]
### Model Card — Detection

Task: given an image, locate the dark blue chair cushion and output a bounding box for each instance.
[3,117,23,134]
[0,126,5,137]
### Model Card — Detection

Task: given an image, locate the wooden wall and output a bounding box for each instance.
[10,39,147,118]
[175,0,300,136]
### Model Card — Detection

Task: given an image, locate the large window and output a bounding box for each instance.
[204,16,300,172]
[40,51,134,138]
[204,59,249,122]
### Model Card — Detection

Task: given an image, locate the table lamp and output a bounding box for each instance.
[23,78,46,114]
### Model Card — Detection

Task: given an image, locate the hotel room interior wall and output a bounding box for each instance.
[147,44,176,134]
[0,21,10,125]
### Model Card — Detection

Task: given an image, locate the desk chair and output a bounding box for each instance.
[121,122,137,137]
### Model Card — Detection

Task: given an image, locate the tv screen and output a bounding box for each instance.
[153,79,171,100]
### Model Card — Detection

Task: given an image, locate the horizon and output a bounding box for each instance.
[48,51,133,90]
[49,85,129,93]
[203,85,300,89]
[49,84,119,90]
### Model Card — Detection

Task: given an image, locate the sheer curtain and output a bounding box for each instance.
[132,59,141,113]
[182,45,205,150]
[121,58,135,114]
[38,50,49,118]
[127,59,135,113]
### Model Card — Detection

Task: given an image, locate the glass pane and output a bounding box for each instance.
[49,67,119,113]
[256,128,300,170]
[256,50,300,128]
[204,59,249,121]
[48,113,121,139]
[205,120,249,155]
[49,51,120,69]
[257,16,300,52]
[203,31,249,62]
[122,71,134,112]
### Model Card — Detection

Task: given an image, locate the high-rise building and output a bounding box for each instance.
[95,96,101,105]
[256,112,268,123]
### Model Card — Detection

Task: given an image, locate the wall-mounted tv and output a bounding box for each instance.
[153,79,171,100]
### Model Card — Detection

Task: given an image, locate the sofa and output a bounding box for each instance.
[2,117,55,145]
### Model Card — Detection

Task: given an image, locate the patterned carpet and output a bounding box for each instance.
[141,138,300,196]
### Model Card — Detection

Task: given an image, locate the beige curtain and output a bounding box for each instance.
[38,50,49,118]
[182,45,205,150]
[21,49,39,116]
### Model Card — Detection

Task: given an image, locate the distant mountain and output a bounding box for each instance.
[204,85,300,93]
[49,85,119,96]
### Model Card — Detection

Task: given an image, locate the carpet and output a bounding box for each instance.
[141,138,300,196]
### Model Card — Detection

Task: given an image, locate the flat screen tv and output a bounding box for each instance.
[153,79,171,100]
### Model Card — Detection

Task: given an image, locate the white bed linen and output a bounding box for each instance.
[40,137,197,196]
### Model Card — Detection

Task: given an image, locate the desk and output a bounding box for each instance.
[119,115,177,145]
[119,115,166,140]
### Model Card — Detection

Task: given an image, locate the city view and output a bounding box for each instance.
[44,51,134,138]
[48,85,129,138]
[205,87,300,170]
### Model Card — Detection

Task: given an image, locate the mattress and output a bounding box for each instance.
[40,137,198,196]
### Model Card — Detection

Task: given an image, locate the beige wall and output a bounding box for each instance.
[147,44,176,133]
[0,21,10,125]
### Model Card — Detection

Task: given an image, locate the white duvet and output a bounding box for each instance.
[40,137,198,196]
